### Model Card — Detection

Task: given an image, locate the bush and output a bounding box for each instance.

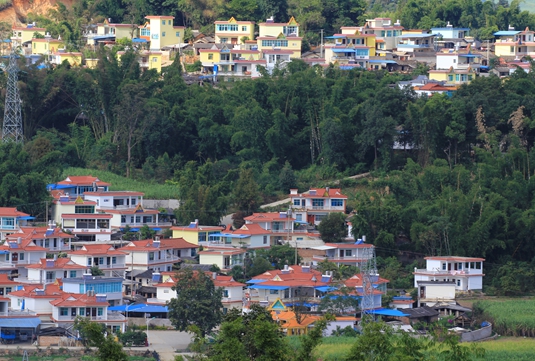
[185,60,202,73]
[119,330,147,346]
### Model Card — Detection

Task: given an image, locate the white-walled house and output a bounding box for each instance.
[69,244,127,278]
[153,271,245,310]
[0,238,47,279]
[413,256,485,291]
[289,188,347,225]
[119,237,197,272]
[24,258,87,284]
[416,280,456,307]
[312,243,375,268]
[0,207,31,241]
[8,284,65,315]
[6,227,73,253]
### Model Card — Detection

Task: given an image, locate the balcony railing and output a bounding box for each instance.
[87,263,126,269]
[313,255,369,262]
[66,228,112,234]
[0,261,16,269]
[120,222,172,227]
[147,255,180,264]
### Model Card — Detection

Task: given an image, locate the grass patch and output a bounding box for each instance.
[60,167,179,200]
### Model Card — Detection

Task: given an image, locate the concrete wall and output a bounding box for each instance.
[460,323,492,342]
[143,199,180,209]
[127,316,174,328]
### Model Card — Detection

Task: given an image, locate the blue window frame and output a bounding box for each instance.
[331,199,343,207]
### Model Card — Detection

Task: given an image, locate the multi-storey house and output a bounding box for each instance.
[431,22,471,50]
[494,27,535,57]
[171,221,224,245]
[311,242,375,268]
[86,18,138,45]
[289,188,347,225]
[0,207,31,241]
[0,238,47,279]
[257,17,302,58]
[397,30,436,57]
[352,18,403,53]
[6,226,73,254]
[413,256,485,291]
[139,15,185,51]
[62,275,124,306]
[198,248,247,271]
[0,273,20,297]
[12,23,46,49]
[119,237,197,272]
[324,29,376,68]
[69,244,127,278]
[24,258,87,284]
[214,17,255,44]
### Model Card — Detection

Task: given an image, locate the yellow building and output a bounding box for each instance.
[140,16,185,51]
[214,17,255,44]
[494,27,535,57]
[85,59,99,69]
[171,223,224,245]
[51,52,82,66]
[324,29,377,66]
[31,38,64,55]
[428,66,476,85]
[117,50,163,72]
[12,24,46,48]
[97,19,137,39]
[257,17,302,58]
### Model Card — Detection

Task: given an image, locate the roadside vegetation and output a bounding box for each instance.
[473,298,535,337]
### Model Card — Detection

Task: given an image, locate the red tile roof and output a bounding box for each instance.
[8,284,64,299]
[244,212,293,222]
[6,227,74,241]
[0,207,29,217]
[171,225,224,232]
[324,243,374,249]
[0,273,21,285]
[0,238,48,252]
[250,265,331,287]
[84,191,144,196]
[119,238,197,252]
[56,176,111,187]
[291,188,347,199]
[231,223,271,236]
[50,293,108,307]
[154,272,245,288]
[343,274,389,288]
[26,258,86,270]
[68,244,127,256]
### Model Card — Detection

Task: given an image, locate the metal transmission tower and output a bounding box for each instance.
[2,53,23,143]
[360,245,378,323]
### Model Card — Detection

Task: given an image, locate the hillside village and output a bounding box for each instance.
[6,12,535,91]
[0,175,488,345]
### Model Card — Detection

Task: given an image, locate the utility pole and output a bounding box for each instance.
[320,29,324,59]
[2,52,23,143]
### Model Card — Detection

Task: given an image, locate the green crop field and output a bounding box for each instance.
[474,298,535,337]
[60,168,179,200]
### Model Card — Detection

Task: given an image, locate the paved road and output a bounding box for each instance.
[145,330,193,360]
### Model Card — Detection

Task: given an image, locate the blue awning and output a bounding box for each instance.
[0,251,8,254]
[108,303,146,312]
[494,31,520,36]
[248,285,289,290]
[246,279,267,284]
[132,38,148,43]
[210,233,250,239]
[333,48,356,53]
[315,286,337,292]
[132,305,168,313]
[285,302,315,307]
[325,36,346,39]
[18,216,35,220]
[366,308,409,317]
[152,228,161,231]
[47,184,72,190]
[368,60,398,64]
[460,54,481,58]
[294,220,308,224]
[0,317,41,328]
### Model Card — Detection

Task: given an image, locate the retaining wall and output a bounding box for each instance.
[460,323,493,342]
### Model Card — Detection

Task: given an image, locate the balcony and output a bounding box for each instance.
[65,228,112,234]
[147,255,180,264]
[199,241,249,249]
[456,63,480,69]
[88,263,126,269]
[0,261,16,270]
[312,255,369,263]
[120,222,172,228]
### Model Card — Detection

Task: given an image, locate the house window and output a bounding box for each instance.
[312,199,324,208]
[2,217,14,229]
[457,279,461,287]
[162,32,166,37]
[222,290,229,297]
[143,216,153,222]
[152,34,159,39]
[442,263,447,270]
[448,75,453,81]
[135,216,141,223]
[5,287,11,293]
[149,252,155,261]
[453,59,456,63]
[75,206,95,213]
[152,57,158,63]
[261,40,288,47]
[263,236,268,245]
[141,29,150,36]
[208,53,213,60]
[345,250,352,257]
[331,199,343,207]
[216,24,238,32]
[60,308,68,316]
[121,215,126,223]
[97,308,103,316]
[162,20,165,25]
[176,31,180,37]
[381,31,385,37]
[112,257,117,264]
[70,271,76,278]
[296,214,302,222]
[293,199,300,206]
[19,253,24,260]
[270,289,279,294]
[98,257,104,265]
[456,74,460,81]
[242,26,247,31]
[46,271,54,281]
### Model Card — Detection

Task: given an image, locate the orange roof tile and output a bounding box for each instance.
[56,176,111,187]
[244,212,293,222]
[291,188,347,199]
[50,293,108,307]
[231,223,271,236]
[343,274,389,288]
[6,227,74,241]
[0,207,29,217]
[8,284,64,299]
[0,238,48,252]
[26,258,86,270]
[68,244,127,256]
[0,273,21,285]
[119,238,197,252]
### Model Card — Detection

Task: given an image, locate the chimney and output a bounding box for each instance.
[46,259,55,268]
[153,237,160,248]
[394,19,401,26]
[325,186,330,194]
[362,235,366,243]
[290,189,298,195]
[17,237,21,244]
[509,24,515,31]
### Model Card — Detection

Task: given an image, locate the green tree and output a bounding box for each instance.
[90,266,104,276]
[256,244,301,268]
[233,168,262,216]
[139,225,156,240]
[74,317,128,361]
[168,267,223,337]
[318,212,347,243]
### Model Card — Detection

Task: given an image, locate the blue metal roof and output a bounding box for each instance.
[315,286,337,292]
[0,317,41,328]
[132,305,169,313]
[108,303,146,311]
[248,285,289,290]
[325,36,346,39]
[366,308,409,317]
[91,35,116,40]
[431,27,470,31]
[210,233,250,239]
[494,31,520,36]
[47,184,72,190]
[18,216,35,220]
[132,38,147,43]
[246,279,267,284]
[369,60,398,64]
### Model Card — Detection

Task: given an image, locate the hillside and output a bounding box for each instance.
[0,0,75,24]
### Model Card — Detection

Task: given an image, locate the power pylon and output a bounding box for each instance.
[2,52,23,143]
[360,245,378,323]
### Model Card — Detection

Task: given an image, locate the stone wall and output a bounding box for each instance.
[127,316,174,329]
[460,323,493,342]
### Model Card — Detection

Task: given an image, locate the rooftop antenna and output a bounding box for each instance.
[2,52,23,143]
[360,245,378,323]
